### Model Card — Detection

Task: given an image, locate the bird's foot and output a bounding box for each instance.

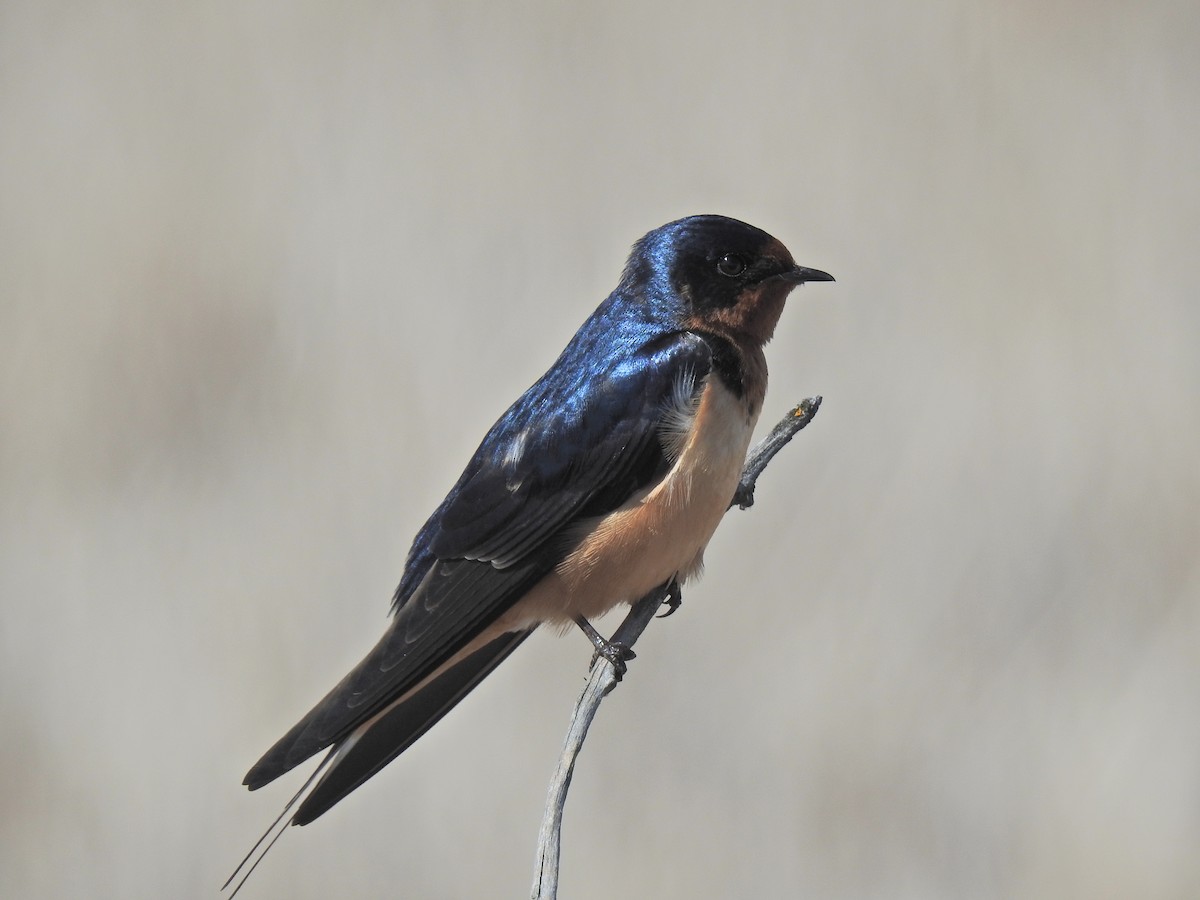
[592,641,636,680]
[574,616,637,680]
[656,580,683,618]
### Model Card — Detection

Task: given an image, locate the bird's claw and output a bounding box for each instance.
[733,483,755,510]
[656,581,683,618]
[575,615,637,680]
[591,641,636,680]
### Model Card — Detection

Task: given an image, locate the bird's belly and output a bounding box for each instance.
[502,377,757,630]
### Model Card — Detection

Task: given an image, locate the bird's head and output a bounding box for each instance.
[623,215,833,345]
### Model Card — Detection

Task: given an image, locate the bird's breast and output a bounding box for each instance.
[506,374,759,630]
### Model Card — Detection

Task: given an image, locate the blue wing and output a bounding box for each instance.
[245,321,713,794]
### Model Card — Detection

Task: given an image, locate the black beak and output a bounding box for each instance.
[777,265,835,284]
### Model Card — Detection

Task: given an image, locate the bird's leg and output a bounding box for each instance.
[656,579,683,618]
[573,616,636,680]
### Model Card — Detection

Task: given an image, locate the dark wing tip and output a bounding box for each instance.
[290,628,534,825]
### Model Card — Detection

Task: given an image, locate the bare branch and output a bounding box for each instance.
[530,397,823,899]
[733,396,822,510]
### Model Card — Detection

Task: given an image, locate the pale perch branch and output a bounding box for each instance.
[530,396,822,900]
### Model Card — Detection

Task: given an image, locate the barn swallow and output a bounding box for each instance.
[228,215,832,889]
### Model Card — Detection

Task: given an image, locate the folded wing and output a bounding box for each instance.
[243,330,713,803]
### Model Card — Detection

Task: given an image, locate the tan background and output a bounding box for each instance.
[3,1,1198,898]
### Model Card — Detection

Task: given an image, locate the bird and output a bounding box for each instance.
[226,214,832,891]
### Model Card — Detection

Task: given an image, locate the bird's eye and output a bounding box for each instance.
[716,253,746,278]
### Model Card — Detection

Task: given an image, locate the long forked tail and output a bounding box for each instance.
[222,753,334,898]
[223,628,533,895]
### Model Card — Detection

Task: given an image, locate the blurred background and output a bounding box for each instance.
[2,1,1197,897]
